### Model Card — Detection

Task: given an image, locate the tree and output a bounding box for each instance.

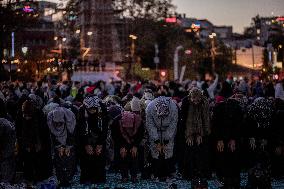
[0,0,38,80]
[59,0,80,59]
[114,0,176,20]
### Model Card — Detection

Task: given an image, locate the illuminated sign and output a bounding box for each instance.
[165,17,177,23]
[276,17,284,21]
[23,6,34,13]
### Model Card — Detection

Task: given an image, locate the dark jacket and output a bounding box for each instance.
[77,104,109,147]
[211,99,243,141]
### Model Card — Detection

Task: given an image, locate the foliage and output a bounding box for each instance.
[114,0,176,20]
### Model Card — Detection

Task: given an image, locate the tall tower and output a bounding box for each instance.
[78,0,122,64]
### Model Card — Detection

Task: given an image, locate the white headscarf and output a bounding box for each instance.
[47,107,76,146]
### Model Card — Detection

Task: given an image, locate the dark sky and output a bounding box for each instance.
[172,0,284,33]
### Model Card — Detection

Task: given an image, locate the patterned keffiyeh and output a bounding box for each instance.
[83,95,101,109]
[155,97,171,118]
[247,97,274,128]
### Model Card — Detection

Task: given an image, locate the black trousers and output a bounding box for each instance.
[23,150,52,182]
[54,149,76,185]
[80,151,106,184]
[215,145,240,188]
[118,149,139,179]
[183,141,211,180]
[0,157,15,183]
[152,157,175,179]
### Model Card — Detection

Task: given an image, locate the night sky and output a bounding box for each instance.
[172,0,284,33]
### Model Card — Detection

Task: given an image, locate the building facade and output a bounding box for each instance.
[78,0,124,64]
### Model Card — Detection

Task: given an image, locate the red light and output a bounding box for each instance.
[160,71,167,77]
[165,18,177,23]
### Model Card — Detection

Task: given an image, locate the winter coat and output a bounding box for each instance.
[77,105,109,148]
[111,112,144,149]
[146,97,178,159]
[211,99,243,141]
[181,96,210,141]
[271,99,284,147]
[0,118,15,160]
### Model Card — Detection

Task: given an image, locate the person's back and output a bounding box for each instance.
[275,80,284,100]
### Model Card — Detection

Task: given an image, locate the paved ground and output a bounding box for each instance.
[2,173,284,188]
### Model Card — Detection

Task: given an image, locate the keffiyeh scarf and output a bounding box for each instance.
[155,97,171,118]
[83,95,101,109]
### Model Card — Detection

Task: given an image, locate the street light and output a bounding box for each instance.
[209,33,217,72]
[87,31,93,36]
[62,38,67,42]
[21,47,28,55]
[54,36,58,41]
[75,29,80,34]
[129,34,138,40]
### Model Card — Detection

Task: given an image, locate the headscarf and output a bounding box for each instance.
[108,105,123,121]
[230,93,249,110]
[130,96,141,112]
[47,107,76,146]
[83,95,101,109]
[22,100,36,116]
[0,118,15,135]
[43,102,60,116]
[189,87,204,104]
[143,89,154,101]
[28,94,43,110]
[154,96,171,118]
[103,95,122,107]
[185,87,210,138]
[120,111,142,144]
[247,97,274,128]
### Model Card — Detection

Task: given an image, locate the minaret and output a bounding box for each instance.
[78,0,122,64]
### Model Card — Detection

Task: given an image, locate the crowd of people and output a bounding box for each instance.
[0,74,284,189]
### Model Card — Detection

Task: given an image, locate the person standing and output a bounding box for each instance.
[0,118,16,183]
[212,98,243,188]
[78,95,108,184]
[181,87,211,186]
[245,97,274,189]
[47,106,76,187]
[146,96,178,180]
[17,100,52,186]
